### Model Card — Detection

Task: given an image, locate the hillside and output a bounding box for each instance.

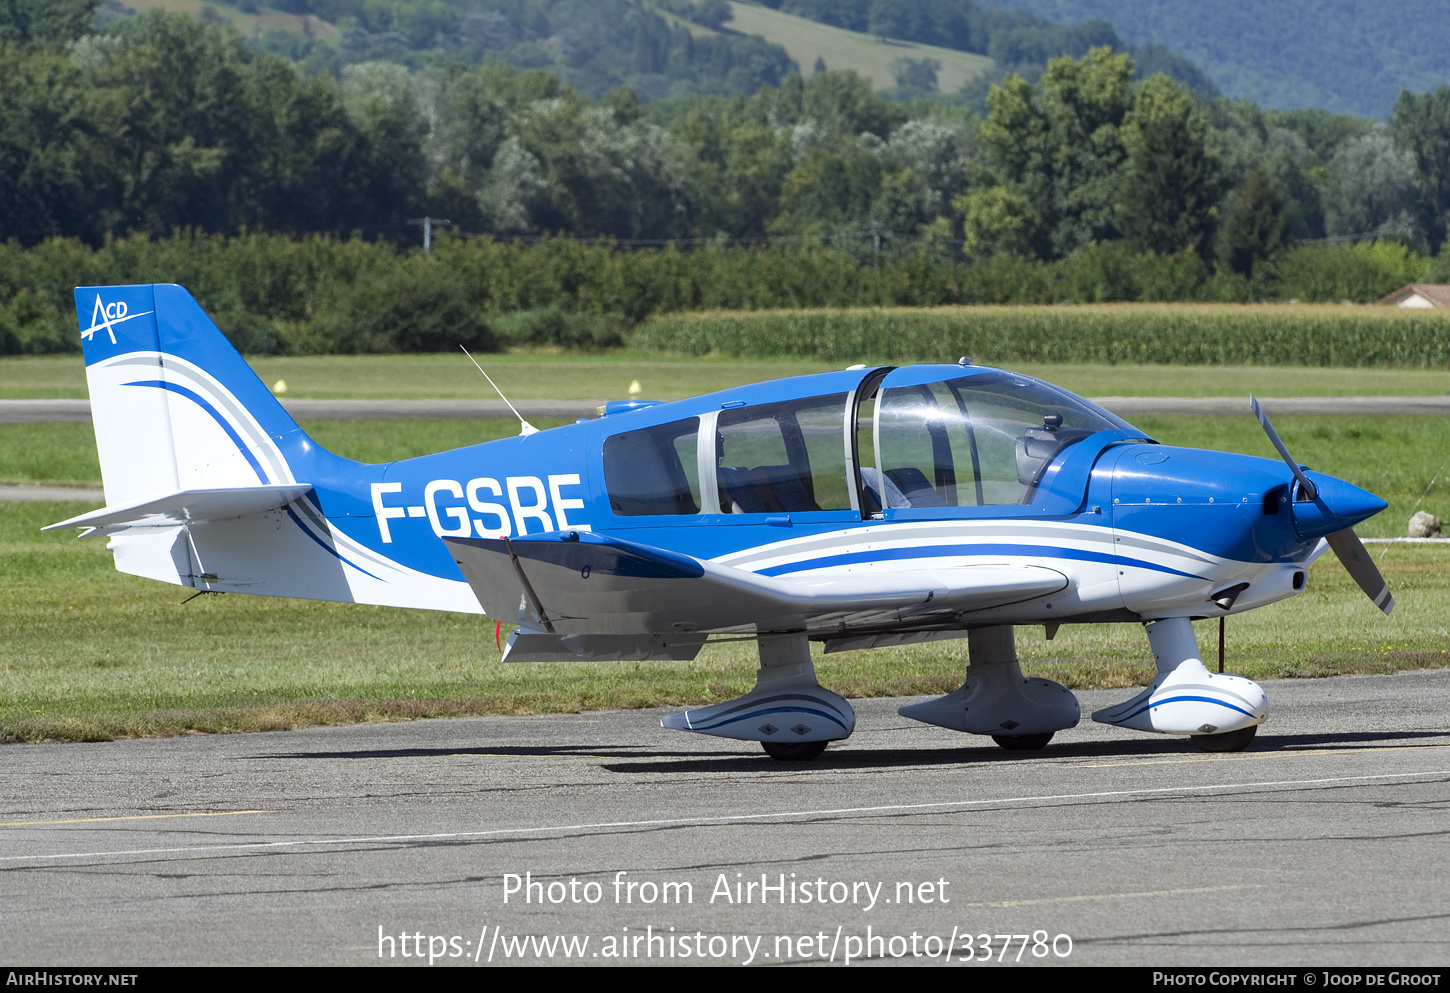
[724,1,993,92]
[120,0,994,97]
[109,0,797,101]
[986,0,1450,117]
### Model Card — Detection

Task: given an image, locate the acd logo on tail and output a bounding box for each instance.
[82,294,152,345]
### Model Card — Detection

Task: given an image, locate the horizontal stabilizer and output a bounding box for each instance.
[445,530,1067,637]
[45,484,314,536]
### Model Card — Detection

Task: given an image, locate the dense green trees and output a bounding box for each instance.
[1391,87,1450,253]
[7,8,1450,341]
[960,49,1175,260]
[0,0,97,44]
[1322,132,1419,241]
[0,44,93,243]
[1,11,417,244]
[1217,169,1290,277]
[1117,74,1221,256]
[955,47,1450,270]
[260,0,794,100]
[3,231,1443,357]
[668,97,793,239]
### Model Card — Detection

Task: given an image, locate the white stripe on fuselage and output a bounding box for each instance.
[710,518,1303,622]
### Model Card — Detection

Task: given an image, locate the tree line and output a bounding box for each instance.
[3,231,1442,356]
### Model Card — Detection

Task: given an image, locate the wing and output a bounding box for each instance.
[443,531,1068,638]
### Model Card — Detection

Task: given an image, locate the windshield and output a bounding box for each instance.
[863,370,1134,510]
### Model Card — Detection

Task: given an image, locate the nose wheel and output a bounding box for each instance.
[762,740,829,761]
[1093,618,1267,744]
[992,732,1054,751]
[1191,725,1258,752]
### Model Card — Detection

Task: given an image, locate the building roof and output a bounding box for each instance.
[1377,283,1450,307]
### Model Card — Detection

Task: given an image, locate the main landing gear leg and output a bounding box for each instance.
[660,633,855,761]
[898,625,1079,750]
[1091,617,1266,751]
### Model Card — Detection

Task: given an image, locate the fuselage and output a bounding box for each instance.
[295,363,1383,629]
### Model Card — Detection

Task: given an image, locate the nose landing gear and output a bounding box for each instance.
[1093,617,1266,751]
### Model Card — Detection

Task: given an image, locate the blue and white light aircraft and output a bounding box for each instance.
[50,284,1394,759]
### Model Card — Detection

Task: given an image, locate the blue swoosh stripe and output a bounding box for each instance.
[686,691,851,721]
[285,506,384,582]
[1117,694,1258,723]
[125,379,390,585]
[689,705,851,734]
[124,379,268,483]
[754,543,1207,581]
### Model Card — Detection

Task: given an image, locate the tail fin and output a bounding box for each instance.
[61,284,484,614]
[77,284,306,503]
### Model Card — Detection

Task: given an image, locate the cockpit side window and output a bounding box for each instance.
[876,383,962,508]
[603,417,701,516]
[716,395,850,514]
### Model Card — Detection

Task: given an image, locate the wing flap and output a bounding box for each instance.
[45,485,314,536]
[444,532,1068,636]
[501,631,707,663]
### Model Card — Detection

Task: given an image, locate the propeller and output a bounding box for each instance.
[1251,396,1394,615]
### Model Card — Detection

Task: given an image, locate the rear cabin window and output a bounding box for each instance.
[603,417,701,516]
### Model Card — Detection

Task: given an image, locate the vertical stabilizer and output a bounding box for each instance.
[69,284,483,613]
[77,284,304,505]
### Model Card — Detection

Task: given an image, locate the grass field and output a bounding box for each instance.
[0,353,848,401]
[6,353,1450,401]
[723,1,994,92]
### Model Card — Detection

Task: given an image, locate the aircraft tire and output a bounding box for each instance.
[761,741,829,761]
[1191,725,1258,752]
[991,732,1054,750]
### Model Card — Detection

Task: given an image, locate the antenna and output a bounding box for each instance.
[461,346,537,436]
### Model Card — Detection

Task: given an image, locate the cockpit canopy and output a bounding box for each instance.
[602,366,1138,519]
[864,367,1135,512]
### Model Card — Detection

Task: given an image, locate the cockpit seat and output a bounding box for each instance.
[719,465,820,513]
[859,467,909,511]
[883,467,947,508]
[718,466,768,514]
[751,464,817,512]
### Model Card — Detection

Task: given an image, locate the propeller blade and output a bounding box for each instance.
[1250,396,1316,499]
[1326,529,1395,615]
[1253,398,1393,613]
